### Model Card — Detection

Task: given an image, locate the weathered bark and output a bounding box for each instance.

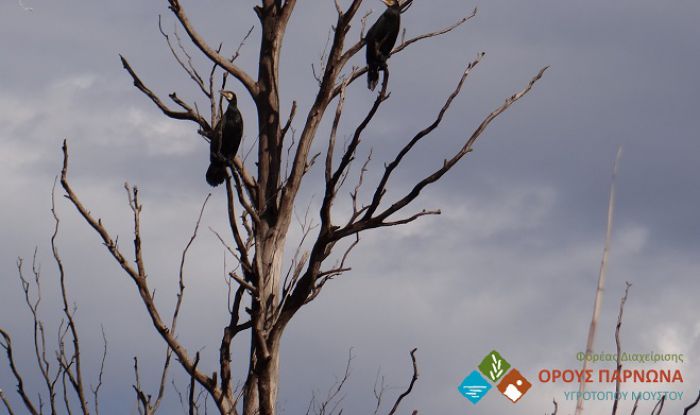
[243,3,296,414]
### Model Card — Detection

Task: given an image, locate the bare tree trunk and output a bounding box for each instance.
[243,4,294,413]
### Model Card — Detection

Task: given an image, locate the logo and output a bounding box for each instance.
[458,350,531,404]
[497,369,531,403]
[458,371,492,404]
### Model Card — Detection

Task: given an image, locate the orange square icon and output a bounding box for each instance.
[496,369,531,403]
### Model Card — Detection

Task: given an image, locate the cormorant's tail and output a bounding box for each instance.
[367,65,379,91]
[206,161,227,187]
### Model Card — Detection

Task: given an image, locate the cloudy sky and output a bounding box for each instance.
[1,0,699,414]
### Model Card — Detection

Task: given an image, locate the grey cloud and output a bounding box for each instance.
[2,0,699,414]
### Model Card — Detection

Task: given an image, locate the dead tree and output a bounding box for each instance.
[78,1,545,414]
[4,1,546,415]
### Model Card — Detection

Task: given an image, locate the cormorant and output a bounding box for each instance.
[206,90,243,187]
[365,0,402,90]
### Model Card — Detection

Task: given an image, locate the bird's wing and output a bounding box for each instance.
[366,13,388,45]
[376,16,399,50]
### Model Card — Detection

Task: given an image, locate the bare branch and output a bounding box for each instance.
[91,327,108,415]
[158,15,209,97]
[229,272,258,295]
[166,0,258,98]
[325,70,390,229]
[0,328,41,415]
[378,209,441,227]
[650,395,665,415]
[630,396,639,415]
[280,0,365,217]
[0,389,16,415]
[363,54,483,220]
[51,177,91,415]
[224,177,256,276]
[231,26,255,63]
[15,252,59,414]
[281,101,298,142]
[276,71,389,325]
[190,353,201,415]
[59,140,221,405]
[310,262,357,304]
[550,398,558,415]
[323,349,352,415]
[685,390,700,414]
[120,55,211,135]
[174,194,211,332]
[333,8,478,98]
[336,65,548,239]
[394,7,477,54]
[325,79,350,186]
[145,195,212,414]
[386,348,418,415]
[611,282,632,415]
[372,370,386,415]
[228,171,261,228]
[132,357,149,414]
[219,284,249,403]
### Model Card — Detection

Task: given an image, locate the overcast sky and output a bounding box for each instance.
[1,0,699,414]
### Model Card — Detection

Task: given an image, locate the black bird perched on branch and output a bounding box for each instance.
[206,90,243,187]
[365,0,411,90]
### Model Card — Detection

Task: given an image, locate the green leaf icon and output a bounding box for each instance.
[477,350,511,382]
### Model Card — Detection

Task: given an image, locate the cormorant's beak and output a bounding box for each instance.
[219,90,236,101]
[381,0,394,6]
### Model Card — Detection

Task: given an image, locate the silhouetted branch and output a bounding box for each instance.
[166,0,258,98]
[132,357,149,414]
[120,55,211,132]
[141,195,212,414]
[60,140,223,408]
[281,101,298,142]
[336,64,548,239]
[224,178,255,278]
[394,7,476,53]
[386,348,418,415]
[307,236,359,304]
[630,396,639,414]
[190,353,201,415]
[51,179,91,415]
[15,252,60,414]
[684,390,700,414]
[650,395,665,415]
[611,282,632,415]
[0,329,40,415]
[0,389,16,415]
[333,7,478,98]
[158,15,209,97]
[281,0,364,216]
[363,53,483,220]
[324,71,390,231]
[372,369,386,415]
[305,349,353,415]
[219,284,248,398]
[550,398,559,415]
[91,327,108,415]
